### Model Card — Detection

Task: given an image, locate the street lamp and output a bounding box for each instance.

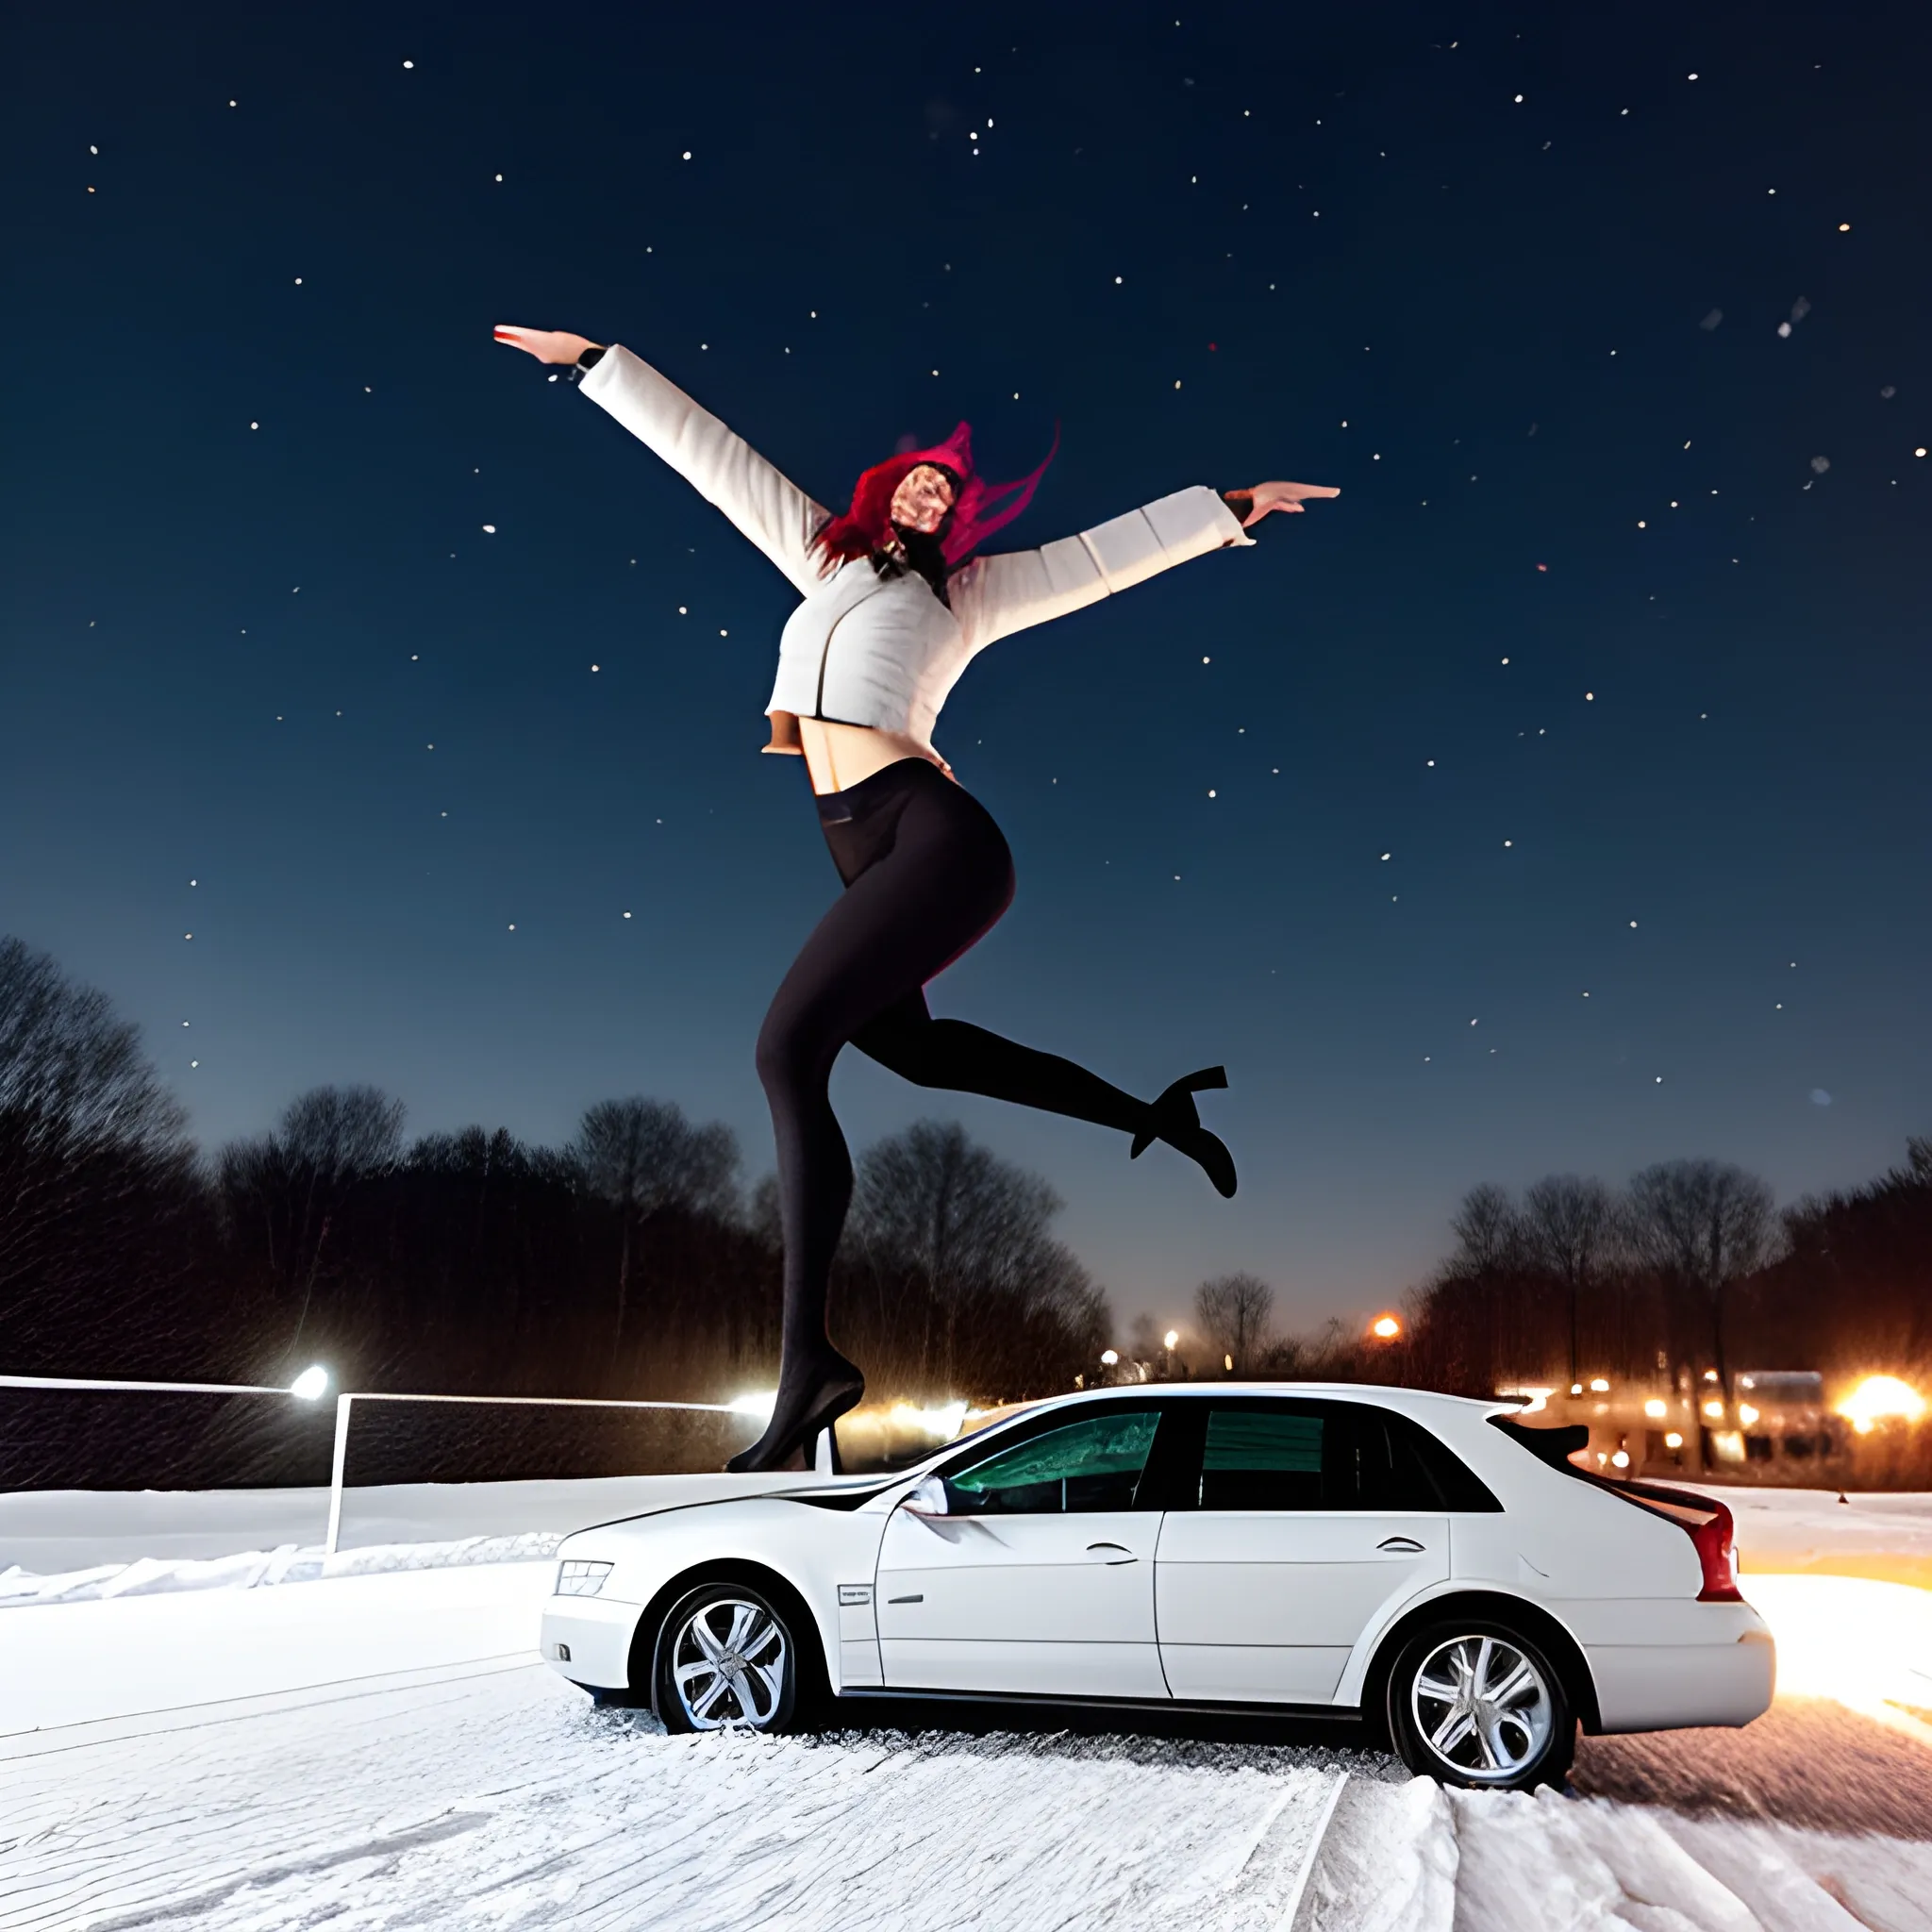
[1164,1330,1179,1351]
[290,1364,330,1401]
[1368,1313,1401,1341]
[1100,1349,1119,1367]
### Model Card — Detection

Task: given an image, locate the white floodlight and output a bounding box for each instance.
[290,1364,330,1401]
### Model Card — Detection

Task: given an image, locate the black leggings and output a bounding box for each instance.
[756,758,1143,1386]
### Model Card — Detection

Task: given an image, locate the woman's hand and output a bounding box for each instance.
[1235,480,1341,525]
[492,325,602,366]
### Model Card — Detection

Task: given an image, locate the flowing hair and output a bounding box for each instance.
[808,420,1060,581]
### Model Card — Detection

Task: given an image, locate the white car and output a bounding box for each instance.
[541,1383,1774,1791]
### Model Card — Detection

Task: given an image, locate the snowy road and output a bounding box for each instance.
[1,1659,1365,1932]
[5,1568,1932,1932]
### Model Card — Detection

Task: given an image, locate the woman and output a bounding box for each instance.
[495,324,1338,1472]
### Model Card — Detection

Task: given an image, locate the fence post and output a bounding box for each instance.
[324,1393,355,1557]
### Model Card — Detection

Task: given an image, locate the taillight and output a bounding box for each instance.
[1688,1499,1740,1602]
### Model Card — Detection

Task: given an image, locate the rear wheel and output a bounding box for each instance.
[652,1581,813,1735]
[1385,1619,1574,1792]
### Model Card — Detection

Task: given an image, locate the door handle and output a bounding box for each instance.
[1085,1541,1138,1564]
[1377,1536,1425,1554]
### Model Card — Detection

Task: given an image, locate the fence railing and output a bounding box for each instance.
[0,1373,763,1558]
[320,1391,747,1554]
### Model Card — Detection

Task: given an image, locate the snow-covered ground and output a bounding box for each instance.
[1696,1483,1932,1591]
[0,1474,801,1580]
[3,1480,1931,1929]
[6,1618,1932,1931]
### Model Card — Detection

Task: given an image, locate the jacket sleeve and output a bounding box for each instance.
[578,345,832,598]
[949,485,1256,653]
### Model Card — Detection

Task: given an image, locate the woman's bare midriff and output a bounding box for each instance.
[766,713,953,795]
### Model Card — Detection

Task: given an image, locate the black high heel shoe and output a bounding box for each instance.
[1130,1065,1238,1198]
[725,1351,865,1474]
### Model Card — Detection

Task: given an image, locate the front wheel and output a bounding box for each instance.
[1385,1620,1574,1792]
[653,1581,811,1734]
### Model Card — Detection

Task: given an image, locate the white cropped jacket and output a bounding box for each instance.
[580,345,1256,750]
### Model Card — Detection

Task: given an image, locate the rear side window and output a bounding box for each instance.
[1356,1408,1503,1512]
[944,1410,1161,1515]
[1199,1408,1328,1509]
[1181,1401,1503,1512]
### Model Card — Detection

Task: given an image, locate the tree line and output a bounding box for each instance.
[1165,1154,1932,1420]
[5,932,1926,1486]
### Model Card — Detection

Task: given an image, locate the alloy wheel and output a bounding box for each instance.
[668,1596,790,1730]
[1409,1632,1554,1783]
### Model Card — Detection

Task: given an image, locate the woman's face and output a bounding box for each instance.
[889,463,957,535]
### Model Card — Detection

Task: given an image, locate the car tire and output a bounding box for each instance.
[1384,1618,1575,1792]
[652,1580,816,1735]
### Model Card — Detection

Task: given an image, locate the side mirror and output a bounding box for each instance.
[901,1474,949,1518]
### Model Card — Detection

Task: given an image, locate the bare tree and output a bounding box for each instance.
[0,937,201,1370]
[0,936,187,1158]
[1520,1174,1621,1388]
[278,1086,407,1180]
[1625,1159,1780,1396]
[216,1085,408,1366]
[1449,1182,1524,1274]
[1192,1273,1276,1371]
[572,1098,739,1344]
[844,1121,1107,1392]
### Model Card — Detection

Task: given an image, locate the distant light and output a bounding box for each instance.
[1703,1369,1721,1381]
[1664,1431,1684,1449]
[1164,1330,1180,1351]
[1099,1349,1119,1366]
[290,1364,330,1401]
[1370,1314,1402,1340]
[889,1400,968,1439]
[1610,1450,1630,1468]
[1643,1398,1668,1419]
[1571,1383,1584,1395]
[1739,1403,1760,1426]
[729,1391,776,1419]
[1838,1374,1925,1434]
[1224,1354,1235,1372]
[1589,1376,1610,1392]
[1703,1399,1725,1420]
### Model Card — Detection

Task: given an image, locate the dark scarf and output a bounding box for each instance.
[872,521,954,608]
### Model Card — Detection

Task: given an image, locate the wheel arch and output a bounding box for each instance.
[1358,1589,1603,1739]
[626,1557,833,1718]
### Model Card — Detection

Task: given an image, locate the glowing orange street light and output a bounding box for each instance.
[1369,1313,1402,1341]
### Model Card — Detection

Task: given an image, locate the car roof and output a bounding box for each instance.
[992,1381,1508,1419]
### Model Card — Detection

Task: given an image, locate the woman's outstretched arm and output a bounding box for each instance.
[494,325,832,598]
[950,479,1337,653]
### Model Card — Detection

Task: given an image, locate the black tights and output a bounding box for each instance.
[755,758,1143,1405]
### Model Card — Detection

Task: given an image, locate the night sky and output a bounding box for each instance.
[4,2,1927,1333]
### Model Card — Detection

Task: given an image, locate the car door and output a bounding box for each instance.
[875,1404,1174,1699]
[1156,1399,1449,1704]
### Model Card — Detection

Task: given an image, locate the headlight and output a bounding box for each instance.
[557,1559,614,1598]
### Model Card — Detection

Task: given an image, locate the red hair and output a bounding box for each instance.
[809,419,1060,577]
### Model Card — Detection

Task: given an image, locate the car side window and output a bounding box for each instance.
[943,1410,1162,1516]
[1347,1407,1448,1510]
[1344,1405,1506,1512]
[1196,1406,1333,1509]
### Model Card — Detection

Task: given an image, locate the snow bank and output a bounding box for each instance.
[0,1471,826,1593]
[0,1530,567,1606]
